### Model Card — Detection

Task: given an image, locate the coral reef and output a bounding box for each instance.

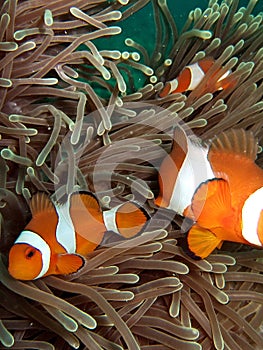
[0,0,263,349]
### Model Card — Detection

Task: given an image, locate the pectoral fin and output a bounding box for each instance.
[56,254,84,275]
[191,178,233,229]
[187,225,223,259]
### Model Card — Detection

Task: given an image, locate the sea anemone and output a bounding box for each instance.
[0,0,263,349]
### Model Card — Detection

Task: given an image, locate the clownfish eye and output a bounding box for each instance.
[25,247,36,259]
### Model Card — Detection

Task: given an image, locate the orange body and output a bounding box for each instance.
[155,128,263,259]
[159,57,233,97]
[8,192,148,280]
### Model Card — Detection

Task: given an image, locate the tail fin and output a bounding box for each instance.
[159,82,172,97]
[159,78,179,97]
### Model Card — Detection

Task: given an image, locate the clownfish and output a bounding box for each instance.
[8,192,148,280]
[155,128,263,259]
[159,57,232,97]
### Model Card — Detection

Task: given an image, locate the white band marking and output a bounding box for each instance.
[169,78,178,93]
[168,139,214,214]
[103,203,123,234]
[55,198,76,253]
[242,187,263,246]
[15,230,51,279]
[188,63,205,90]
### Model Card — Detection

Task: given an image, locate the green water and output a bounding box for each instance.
[92,0,263,95]
[96,0,263,63]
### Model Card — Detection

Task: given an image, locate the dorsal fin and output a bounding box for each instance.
[198,57,215,73]
[209,129,258,161]
[171,127,189,166]
[70,191,100,213]
[30,192,55,216]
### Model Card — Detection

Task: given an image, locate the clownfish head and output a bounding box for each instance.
[8,229,52,280]
[8,242,43,280]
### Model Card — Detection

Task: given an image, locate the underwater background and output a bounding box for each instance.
[95,0,263,92]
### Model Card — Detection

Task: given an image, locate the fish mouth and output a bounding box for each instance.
[8,264,33,281]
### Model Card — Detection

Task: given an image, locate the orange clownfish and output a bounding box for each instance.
[155,128,263,259]
[159,57,232,97]
[8,192,148,280]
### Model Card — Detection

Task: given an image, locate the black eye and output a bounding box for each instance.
[25,248,35,259]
